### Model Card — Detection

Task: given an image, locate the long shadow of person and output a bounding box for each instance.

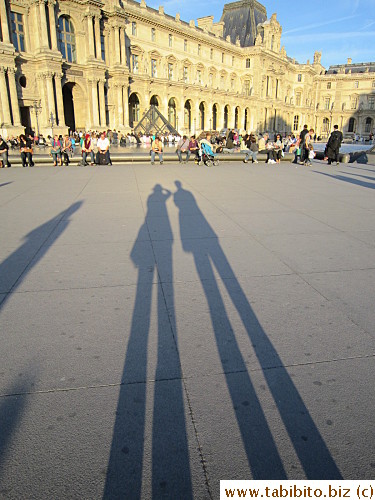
[0,202,82,477]
[104,185,193,499]
[174,181,342,480]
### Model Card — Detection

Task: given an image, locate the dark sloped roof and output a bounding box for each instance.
[220,0,267,47]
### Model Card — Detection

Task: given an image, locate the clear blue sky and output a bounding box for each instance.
[146,0,375,68]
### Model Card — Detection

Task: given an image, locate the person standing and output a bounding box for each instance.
[0,135,11,168]
[50,134,62,166]
[20,134,34,167]
[326,125,343,165]
[299,125,309,163]
[304,129,315,166]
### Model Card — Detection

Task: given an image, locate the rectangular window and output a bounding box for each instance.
[151,58,157,77]
[151,28,156,42]
[372,81,375,88]
[293,115,299,131]
[369,96,375,110]
[210,48,213,60]
[351,97,358,109]
[220,76,224,89]
[10,12,25,52]
[246,58,251,68]
[169,34,173,47]
[198,44,201,55]
[183,66,188,83]
[197,70,201,84]
[131,22,137,36]
[132,54,138,74]
[209,73,213,87]
[100,23,105,61]
[296,92,302,107]
[231,79,234,90]
[244,80,250,95]
[354,81,359,88]
[297,74,302,82]
[168,63,173,80]
[324,97,330,110]
[184,39,187,52]
[221,52,224,63]
[327,82,331,89]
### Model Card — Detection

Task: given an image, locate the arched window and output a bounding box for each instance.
[365,117,373,134]
[199,102,205,130]
[168,98,176,127]
[323,118,330,133]
[129,93,140,126]
[348,117,356,133]
[224,105,229,129]
[58,16,76,62]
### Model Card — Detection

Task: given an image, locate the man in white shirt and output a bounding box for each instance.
[96,132,112,165]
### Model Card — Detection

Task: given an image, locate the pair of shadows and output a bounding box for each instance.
[103,182,342,499]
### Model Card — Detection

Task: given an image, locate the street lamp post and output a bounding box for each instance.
[33,100,42,137]
[176,115,179,133]
[209,118,212,132]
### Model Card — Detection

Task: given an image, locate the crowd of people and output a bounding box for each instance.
[0,124,348,168]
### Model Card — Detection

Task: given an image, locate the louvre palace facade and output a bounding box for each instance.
[0,0,374,139]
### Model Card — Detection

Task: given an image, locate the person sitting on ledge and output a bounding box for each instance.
[176,135,190,163]
[150,136,164,165]
[96,132,112,165]
[81,134,95,166]
[0,135,11,168]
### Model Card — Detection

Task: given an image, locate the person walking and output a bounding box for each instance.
[150,136,163,165]
[20,134,34,167]
[299,125,309,163]
[325,125,343,165]
[0,135,11,168]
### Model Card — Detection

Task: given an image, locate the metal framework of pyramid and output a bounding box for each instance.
[134,105,179,136]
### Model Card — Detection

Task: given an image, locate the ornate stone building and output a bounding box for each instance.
[0,0,374,138]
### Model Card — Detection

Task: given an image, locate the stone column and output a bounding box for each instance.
[0,68,12,125]
[36,73,48,126]
[87,15,95,59]
[54,73,65,126]
[7,68,21,126]
[48,1,58,50]
[116,84,124,127]
[39,0,49,49]
[90,80,100,127]
[98,79,106,127]
[123,85,129,129]
[239,108,246,132]
[113,26,121,65]
[0,0,11,44]
[45,73,55,119]
[120,28,126,66]
[94,16,101,60]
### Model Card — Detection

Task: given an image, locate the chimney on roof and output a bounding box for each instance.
[347,58,352,65]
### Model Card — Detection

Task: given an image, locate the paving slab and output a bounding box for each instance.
[0,383,208,500]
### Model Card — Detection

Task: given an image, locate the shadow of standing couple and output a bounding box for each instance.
[104,182,342,499]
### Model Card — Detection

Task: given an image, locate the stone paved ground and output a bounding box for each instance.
[0,160,374,499]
